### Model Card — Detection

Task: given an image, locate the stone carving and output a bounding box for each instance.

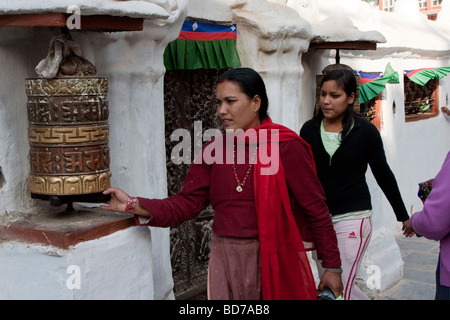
[164,69,222,299]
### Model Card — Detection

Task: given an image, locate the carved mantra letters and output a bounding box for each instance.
[29,145,110,174]
[27,96,109,124]
[25,77,108,96]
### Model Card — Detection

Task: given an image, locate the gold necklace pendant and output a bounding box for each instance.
[232,146,258,193]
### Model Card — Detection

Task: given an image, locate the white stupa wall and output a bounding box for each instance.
[0,1,188,299]
[1,0,450,299]
[297,0,450,296]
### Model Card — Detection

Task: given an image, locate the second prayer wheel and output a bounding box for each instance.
[25,77,111,206]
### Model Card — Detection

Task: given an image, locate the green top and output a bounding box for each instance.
[320,120,342,157]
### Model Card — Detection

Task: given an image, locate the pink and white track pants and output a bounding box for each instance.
[316,217,372,300]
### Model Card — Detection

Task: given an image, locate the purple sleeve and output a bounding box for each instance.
[410,151,450,241]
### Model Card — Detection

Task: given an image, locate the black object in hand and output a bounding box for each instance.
[317,286,335,300]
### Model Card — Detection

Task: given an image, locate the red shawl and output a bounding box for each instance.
[244,118,317,300]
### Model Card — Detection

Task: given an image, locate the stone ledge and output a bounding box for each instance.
[0,13,143,31]
[0,205,135,249]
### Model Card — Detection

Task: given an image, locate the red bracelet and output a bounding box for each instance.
[125,196,137,213]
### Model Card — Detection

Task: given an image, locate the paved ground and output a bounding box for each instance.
[375,233,440,300]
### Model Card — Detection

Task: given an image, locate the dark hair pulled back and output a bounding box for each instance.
[317,68,357,142]
[216,67,269,122]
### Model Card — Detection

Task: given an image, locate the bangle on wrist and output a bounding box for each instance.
[125,196,137,213]
[325,267,343,273]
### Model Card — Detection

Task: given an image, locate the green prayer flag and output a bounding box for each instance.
[164,38,241,70]
[406,66,450,86]
[358,62,399,103]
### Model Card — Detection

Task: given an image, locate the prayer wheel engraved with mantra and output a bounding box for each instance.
[26,77,111,204]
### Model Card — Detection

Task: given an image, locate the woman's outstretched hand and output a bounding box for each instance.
[99,187,130,213]
[100,187,152,219]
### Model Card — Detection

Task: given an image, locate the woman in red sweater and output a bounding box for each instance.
[101,67,342,300]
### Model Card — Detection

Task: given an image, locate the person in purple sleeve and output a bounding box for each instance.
[410,150,450,300]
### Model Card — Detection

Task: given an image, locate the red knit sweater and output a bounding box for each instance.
[138,137,340,269]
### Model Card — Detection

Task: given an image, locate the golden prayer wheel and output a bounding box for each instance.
[26,76,112,210]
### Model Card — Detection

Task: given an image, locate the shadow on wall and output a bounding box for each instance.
[442,107,450,123]
[0,167,4,188]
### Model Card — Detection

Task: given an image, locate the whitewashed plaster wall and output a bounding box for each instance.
[189,0,407,297]
[0,0,188,299]
[0,28,43,215]
[188,0,313,133]
[233,3,312,133]
[180,0,450,298]
[82,17,188,300]
[184,0,403,297]
[0,0,189,216]
[308,53,450,297]
[298,0,450,296]
[0,227,155,299]
[2,0,448,299]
